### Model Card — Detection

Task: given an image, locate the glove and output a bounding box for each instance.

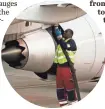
[54,27,62,40]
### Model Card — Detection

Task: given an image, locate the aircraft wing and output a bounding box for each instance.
[4,1,86,42]
[16,2,86,24]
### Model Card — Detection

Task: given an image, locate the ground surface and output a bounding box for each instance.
[2,62,96,108]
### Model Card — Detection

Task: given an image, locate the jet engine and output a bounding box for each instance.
[2,29,55,73]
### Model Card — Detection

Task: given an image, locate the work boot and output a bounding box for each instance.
[59,100,68,107]
[60,103,69,107]
[68,100,78,105]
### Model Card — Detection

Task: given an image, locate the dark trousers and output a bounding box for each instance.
[56,66,77,105]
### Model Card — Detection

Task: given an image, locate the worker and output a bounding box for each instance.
[54,26,77,107]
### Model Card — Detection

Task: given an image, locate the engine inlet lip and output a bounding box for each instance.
[15,38,29,69]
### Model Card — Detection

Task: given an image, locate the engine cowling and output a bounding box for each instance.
[2,29,55,73]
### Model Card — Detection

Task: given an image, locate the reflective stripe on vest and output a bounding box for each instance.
[54,38,76,64]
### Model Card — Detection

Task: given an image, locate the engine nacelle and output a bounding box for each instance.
[2,29,55,73]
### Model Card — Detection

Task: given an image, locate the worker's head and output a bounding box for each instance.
[63,29,73,39]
